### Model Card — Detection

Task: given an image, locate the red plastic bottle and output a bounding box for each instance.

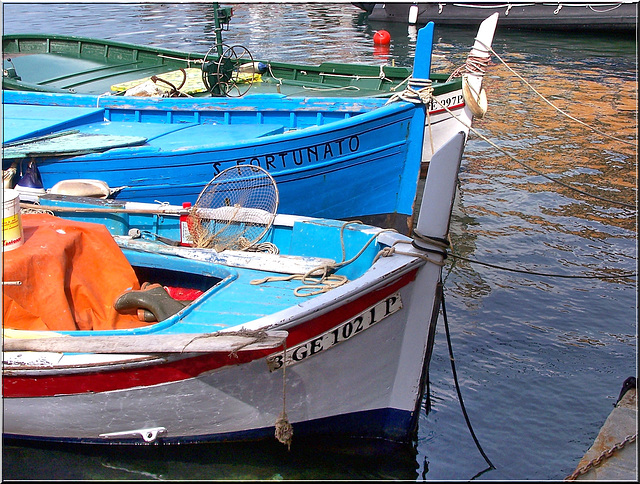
[180,202,193,247]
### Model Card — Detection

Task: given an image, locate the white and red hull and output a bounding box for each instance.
[422,12,498,163]
[3,93,469,447]
[4,254,435,444]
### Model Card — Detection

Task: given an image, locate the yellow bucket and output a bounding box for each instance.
[3,189,24,251]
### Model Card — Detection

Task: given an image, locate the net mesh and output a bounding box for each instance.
[189,165,279,251]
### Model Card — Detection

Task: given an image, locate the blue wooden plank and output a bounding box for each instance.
[88,122,286,145]
[3,131,148,158]
[411,22,434,81]
[3,104,105,143]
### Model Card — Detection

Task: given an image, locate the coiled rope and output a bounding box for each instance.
[250,220,454,297]
[385,77,434,105]
[250,221,400,296]
[447,53,491,82]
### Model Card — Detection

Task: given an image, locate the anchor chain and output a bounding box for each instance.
[564,433,637,481]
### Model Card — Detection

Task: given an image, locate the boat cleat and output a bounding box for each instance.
[99,426,167,443]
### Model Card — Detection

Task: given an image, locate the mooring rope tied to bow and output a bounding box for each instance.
[447,52,491,82]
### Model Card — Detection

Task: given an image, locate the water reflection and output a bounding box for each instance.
[450,31,636,299]
[2,3,636,481]
[3,436,420,480]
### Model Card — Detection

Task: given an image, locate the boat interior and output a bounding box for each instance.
[3,195,391,338]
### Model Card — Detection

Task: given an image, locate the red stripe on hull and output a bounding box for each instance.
[428,102,465,116]
[3,268,418,398]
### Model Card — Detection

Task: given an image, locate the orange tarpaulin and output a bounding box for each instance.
[3,213,146,331]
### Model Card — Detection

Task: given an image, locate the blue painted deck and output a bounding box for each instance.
[3,103,286,150]
[47,202,383,338]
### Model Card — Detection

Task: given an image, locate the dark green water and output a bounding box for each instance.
[2,3,637,481]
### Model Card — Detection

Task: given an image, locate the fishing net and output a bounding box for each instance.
[189,165,279,251]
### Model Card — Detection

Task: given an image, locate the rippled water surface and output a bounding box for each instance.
[2,2,637,481]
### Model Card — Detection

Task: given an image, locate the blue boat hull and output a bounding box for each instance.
[3,91,426,232]
[3,407,416,445]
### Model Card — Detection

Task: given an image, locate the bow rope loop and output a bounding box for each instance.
[388,239,448,267]
[447,49,492,83]
[385,77,433,106]
[412,232,451,252]
[385,78,434,153]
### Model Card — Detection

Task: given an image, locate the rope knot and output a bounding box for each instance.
[379,246,395,257]
[275,411,294,450]
[385,78,433,105]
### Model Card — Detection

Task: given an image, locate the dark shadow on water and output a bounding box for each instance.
[2,435,420,480]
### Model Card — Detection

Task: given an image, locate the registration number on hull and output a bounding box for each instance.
[266,293,403,371]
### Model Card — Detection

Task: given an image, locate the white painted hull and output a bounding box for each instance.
[4,255,435,443]
[421,12,498,162]
[422,87,469,162]
[3,94,469,447]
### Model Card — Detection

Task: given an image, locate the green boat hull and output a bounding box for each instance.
[2,33,459,98]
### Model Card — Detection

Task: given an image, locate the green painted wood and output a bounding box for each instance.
[2,33,459,98]
[3,131,148,158]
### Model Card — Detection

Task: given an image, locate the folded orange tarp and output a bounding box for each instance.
[3,213,146,331]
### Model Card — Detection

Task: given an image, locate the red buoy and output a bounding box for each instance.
[373,30,391,45]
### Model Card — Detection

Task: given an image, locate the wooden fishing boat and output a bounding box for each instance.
[2,29,445,98]
[2,89,426,234]
[2,132,468,445]
[2,17,498,234]
[2,13,498,165]
[357,2,636,33]
[2,0,412,98]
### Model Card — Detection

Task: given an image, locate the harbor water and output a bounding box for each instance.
[1,3,637,480]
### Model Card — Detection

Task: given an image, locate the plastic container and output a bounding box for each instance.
[3,189,24,251]
[180,202,193,247]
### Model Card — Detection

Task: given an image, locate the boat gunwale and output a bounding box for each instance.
[2,226,424,370]
[2,33,463,96]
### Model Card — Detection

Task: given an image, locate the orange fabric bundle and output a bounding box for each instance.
[3,213,146,331]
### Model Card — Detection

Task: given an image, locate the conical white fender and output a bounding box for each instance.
[463,12,499,118]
